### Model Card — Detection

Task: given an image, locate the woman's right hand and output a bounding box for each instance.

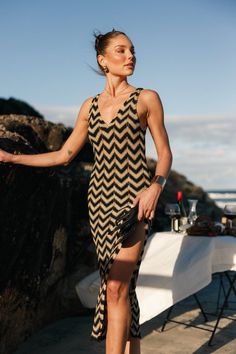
[0,149,13,163]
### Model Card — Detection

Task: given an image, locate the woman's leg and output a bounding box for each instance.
[105,221,146,354]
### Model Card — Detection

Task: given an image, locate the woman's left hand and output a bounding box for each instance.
[132,183,162,222]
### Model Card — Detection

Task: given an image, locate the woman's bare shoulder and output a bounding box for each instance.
[140,88,162,101]
[78,95,96,115]
[139,88,163,110]
[81,95,96,108]
[74,95,97,124]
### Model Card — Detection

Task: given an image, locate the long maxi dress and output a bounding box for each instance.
[87,87,152,341]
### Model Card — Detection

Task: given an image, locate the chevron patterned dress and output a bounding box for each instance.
[87,87,152,342]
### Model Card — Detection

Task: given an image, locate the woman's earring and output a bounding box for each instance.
[103,66,109,73]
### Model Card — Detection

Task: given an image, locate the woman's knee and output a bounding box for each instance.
[106,279,129,304]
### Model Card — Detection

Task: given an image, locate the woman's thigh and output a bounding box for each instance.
[107,220,147,287]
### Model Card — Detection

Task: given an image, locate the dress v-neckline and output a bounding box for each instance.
[96,88,139,126]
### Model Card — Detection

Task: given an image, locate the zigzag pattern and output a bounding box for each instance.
[87,87,152,342]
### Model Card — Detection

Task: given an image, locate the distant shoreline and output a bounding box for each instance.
[207,190,236,209]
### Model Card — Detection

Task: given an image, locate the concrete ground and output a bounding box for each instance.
[14,272,236,354]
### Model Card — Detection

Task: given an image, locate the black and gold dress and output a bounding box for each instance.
[87,87,152,341]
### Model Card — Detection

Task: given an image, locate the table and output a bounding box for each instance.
[76,232,236,326]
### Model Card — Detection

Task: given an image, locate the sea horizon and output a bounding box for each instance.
[206,189,236,209]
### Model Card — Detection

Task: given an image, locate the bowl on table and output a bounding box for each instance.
[186,215,223,237]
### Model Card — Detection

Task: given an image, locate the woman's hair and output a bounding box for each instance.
[92,28,128,76]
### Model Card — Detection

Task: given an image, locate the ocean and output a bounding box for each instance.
[207,190,236,209]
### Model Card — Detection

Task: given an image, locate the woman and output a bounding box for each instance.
[0,29,172,354]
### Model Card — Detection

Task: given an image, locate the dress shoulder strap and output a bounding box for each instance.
[88,94,99,114]
[133,87,143,100]
[131,87,143,108]
[136,87,143,94]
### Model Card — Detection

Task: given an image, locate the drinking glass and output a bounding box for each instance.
[188,199,198,225]
[165,203,181,232]
[223,204,236,229]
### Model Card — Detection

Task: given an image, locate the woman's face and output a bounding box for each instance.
[99,34,136,76]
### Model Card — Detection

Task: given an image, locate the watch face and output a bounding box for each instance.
[157,176,164,183]
[156,176,166,187]
[151,175,166,188]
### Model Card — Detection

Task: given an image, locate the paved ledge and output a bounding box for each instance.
[14,273,236,354]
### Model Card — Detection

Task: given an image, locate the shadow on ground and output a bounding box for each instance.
[13,273,236,354]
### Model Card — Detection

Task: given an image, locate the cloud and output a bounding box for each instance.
[34,103,80,128]
[146,114,236,189]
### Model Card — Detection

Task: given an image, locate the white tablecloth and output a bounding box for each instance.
[75,232,236,325]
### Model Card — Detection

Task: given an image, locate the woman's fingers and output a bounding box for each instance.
[138,204,144,221]
[0,149,11,163]
[149,210,155,220]
[137,188,160,221]
[146,210,155,221]
[139,206,155,221]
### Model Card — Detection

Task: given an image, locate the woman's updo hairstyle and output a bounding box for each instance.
[93,28,127,76]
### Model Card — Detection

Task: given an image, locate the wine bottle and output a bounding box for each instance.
[177,191,188,231]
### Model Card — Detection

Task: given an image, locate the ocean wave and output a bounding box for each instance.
[207,191,236,209]
[208,192,236,200]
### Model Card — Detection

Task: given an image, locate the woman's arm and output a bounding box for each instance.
[133,89,173,221]
[145,89,173,180]
[0,97,93,167]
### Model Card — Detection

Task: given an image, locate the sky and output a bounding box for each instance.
[1,0,236,190]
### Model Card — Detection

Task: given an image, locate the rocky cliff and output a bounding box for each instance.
[0,97,44,118]
[0,99,222,354]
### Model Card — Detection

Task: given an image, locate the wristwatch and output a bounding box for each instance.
[150,174,167,190]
